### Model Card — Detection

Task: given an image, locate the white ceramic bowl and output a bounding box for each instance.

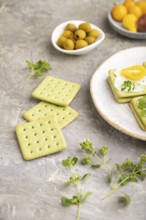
[108,10,146,40]
[51,20,105,55]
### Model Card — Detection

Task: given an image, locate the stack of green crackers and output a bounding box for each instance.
[108,70,146,103]
[107,65,146,131]
[16,75,81,160]
[130,95,146,131]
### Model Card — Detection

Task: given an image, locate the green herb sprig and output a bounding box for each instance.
[121,80,135,92]
[80,139,146,205]
[25,59,52,80]
[60,140,146,220]
[61,156,92,220]
[80,139,110,169]
[102,154,146,205]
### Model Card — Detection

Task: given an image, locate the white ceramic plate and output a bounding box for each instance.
[51,20,105,55]
[90,47,146,141]
[108,10,146,39]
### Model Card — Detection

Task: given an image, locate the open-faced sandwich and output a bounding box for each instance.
[108,63,146,103]
[130,95,146,131]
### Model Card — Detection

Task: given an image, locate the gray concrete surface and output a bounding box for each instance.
[0,0,146,219]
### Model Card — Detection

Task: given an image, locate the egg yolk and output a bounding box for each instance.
[121,65,146,80]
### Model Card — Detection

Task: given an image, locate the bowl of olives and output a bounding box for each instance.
[51,20,105,55]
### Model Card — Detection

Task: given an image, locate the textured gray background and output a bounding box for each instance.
[0,0,146,219]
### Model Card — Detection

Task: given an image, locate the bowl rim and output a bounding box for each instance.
[51,20,105,55]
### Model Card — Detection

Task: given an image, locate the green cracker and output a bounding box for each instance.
[130,96,146,131]
[16,117,67,160]
[108,70,146,103]
[23,101,79,129]
[32,76,81,106]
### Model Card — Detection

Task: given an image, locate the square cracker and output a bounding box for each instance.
[16,117,67,160]
[23,101,79,129]
[130,96,146,131]
[108,70,146,103]
[32,76,81,106]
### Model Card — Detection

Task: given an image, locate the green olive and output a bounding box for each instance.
[63,39,74,50]
[57,36,66,47]
[74,29,86,40]
[56,21,99,51]
[75,40,88,49]
[85,36,96,45]
[88,29,99,38]
[79,22,92,33]
[61,30,73,38]
[65,23,77,32]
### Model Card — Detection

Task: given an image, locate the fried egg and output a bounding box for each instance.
[114,66,146,92]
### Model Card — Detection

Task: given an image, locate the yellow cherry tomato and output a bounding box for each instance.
[124,0,136,10]
[128,5,142,18]
[136,1,146,14]
[112,4,128,22]
[121,65,146,80]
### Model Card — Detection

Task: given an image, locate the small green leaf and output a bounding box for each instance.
[62,157,72,167]
[71,157,78,166]
[34,69,43,77]
[61,197,73,206]
[115,163,120,171]
[98,146,108,156]
[91,164,101,169]
[64,173,80,186]
[119,193,131,206]
[26,60,34,69]
[62,156,78,167]
[81,156,92,165]
[80,139,94,154]
[70,196,78,204]
[138,172,146,180]
[81,173,91,182]
[61,195,81,206]
[121,159,134,168]
[139,154,146,163]
[129,176,138,182]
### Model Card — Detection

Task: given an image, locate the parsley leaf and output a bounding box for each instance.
[61,194,82,206]
[64,173,81,186]
[61,156,91,220]
[25,59,52,79]
[121,80,135,92]
[80,140,110,169]
[61,191,92,206]
[80,139,94,154]
[62,156,78,167]
[102,154,146,202]
[80,139,146,205]
[98,146,108,156]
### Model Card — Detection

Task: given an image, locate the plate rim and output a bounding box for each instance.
[108,10,146,39]
[90,46,146,141]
